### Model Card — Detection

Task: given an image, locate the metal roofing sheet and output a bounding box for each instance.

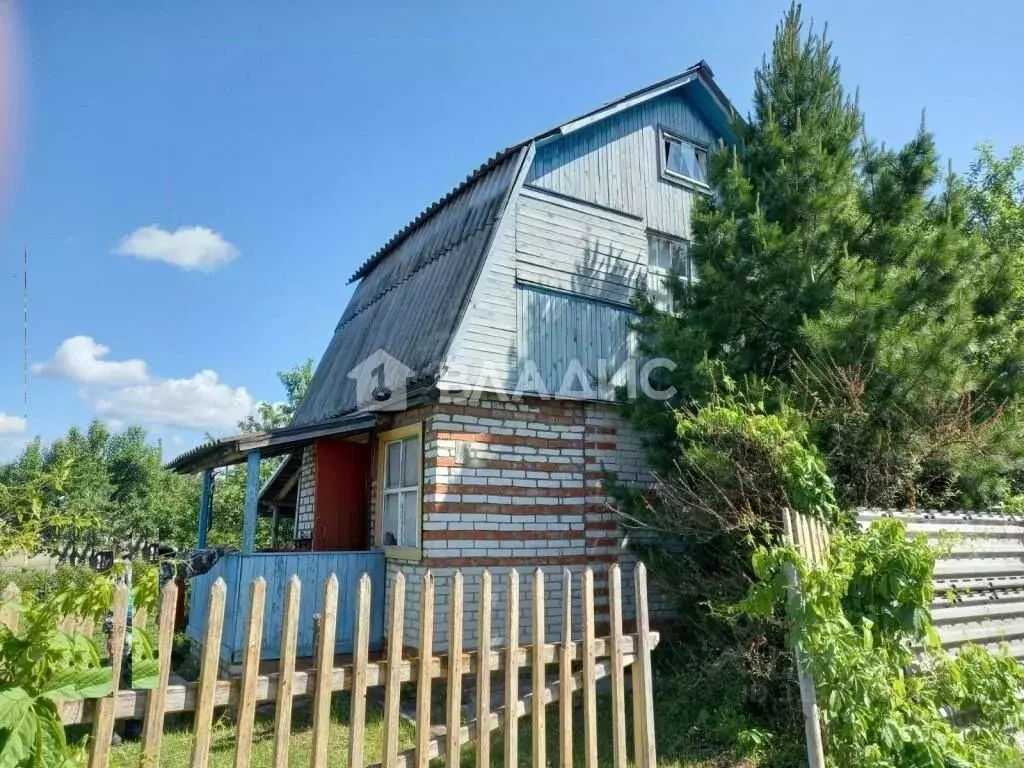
[858,507,1024,658]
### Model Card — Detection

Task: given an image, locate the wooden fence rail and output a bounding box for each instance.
[3,563,659,768]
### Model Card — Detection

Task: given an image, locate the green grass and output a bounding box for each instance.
[107,693,414,768]
[106,688,734,768]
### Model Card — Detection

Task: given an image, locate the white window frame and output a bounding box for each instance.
[657,126,710,191]
[376,423,422,560]
[647,232,697,315]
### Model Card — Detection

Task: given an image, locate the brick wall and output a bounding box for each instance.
[382,393,670,650]
[294,445,316,542]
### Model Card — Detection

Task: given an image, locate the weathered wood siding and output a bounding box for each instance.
[515,188,646,306]
[187,551,386,663]
[441,89,719,400]
[517,285,638,398]
[527,91,714,239]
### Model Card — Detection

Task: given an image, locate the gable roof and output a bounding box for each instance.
[290,60,736,429]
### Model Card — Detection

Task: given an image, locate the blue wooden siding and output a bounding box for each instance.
[515,187,647,306]
[187,551,386,664]
[527,91,715,239]
[517,285,637,399]
[441,89,720,399]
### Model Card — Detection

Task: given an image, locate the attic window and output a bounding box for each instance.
[659,128,709,188]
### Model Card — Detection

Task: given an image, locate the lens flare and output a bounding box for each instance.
[0,0,22,213]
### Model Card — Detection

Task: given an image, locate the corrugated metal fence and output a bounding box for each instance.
[857,507,1024,659]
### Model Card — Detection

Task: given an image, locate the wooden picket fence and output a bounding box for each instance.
[5,563,660,768]
[781,508,831,768]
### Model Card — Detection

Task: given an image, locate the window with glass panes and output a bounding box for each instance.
[380,429,421,549]
[647,233,697,314]
[659,128,709,187]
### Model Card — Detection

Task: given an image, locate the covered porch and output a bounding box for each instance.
[168,413,386,666]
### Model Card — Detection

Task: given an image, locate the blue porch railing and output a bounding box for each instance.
[187,550,386,664]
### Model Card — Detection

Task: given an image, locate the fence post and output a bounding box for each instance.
[309,574,339,768]
[89,583,128,768]
[503,569,520,768]
[415,571,435,768]
[140,580,178,767]
[233,577,266,768]
[349,574,373,768]
[273,575,302,768]
[608,564,628,768]
[581,568,598,768]
[632,564,656,768]
[532,568,546,768]
[782,509,827,768]
[191,578,227,768]
[446,571,465,768]
[476,570,493,768]
[559,568,573,768]
[382,572,406,768]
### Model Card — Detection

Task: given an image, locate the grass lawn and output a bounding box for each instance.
[106,688,734,768]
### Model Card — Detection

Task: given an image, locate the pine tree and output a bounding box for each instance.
[628,5,1024,506]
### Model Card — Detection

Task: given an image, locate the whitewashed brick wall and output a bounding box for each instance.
[382,393,671,651]
[294,445,316,541]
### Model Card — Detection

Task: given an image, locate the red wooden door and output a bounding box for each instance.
[313,439,369,551]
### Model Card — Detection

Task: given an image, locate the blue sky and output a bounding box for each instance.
[0,0,1019,461]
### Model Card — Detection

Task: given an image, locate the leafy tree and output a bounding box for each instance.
[206,359,313,548]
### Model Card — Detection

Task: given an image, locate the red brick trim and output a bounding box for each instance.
[423,529,584,541]
[434,432,582,450]
[421,554,620,568]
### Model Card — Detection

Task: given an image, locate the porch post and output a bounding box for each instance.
[242,450,261,554]
[270,504,280,548]
[197,468,213,550]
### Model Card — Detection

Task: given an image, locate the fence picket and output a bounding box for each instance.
[532,568,547,768]
[349,574,373,768]
[273,576,301,768]
[139,580,178,767]
[233,577,266,768]
[309,574,339,768]
[559,568,573,768]
[0,583,20,632]
[415,571,435,768]
[89,583,128,768]
[134,606,148,634]
[608,564,628,768]
[191,578,227,768]
[60,565,663,768]
[581,568,598,768]
[476,570,493,768]
[503,569,520,768]
[382,572,406,768]
[446,571,464,768]
[782,510,827,768]
[633,564,656,768]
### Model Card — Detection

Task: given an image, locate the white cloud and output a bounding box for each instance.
[115,225,239,271]
[0,413,26,433]
[95,370,253,431]
[33,336,149,386]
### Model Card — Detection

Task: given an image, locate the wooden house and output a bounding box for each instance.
[168,60,737,663]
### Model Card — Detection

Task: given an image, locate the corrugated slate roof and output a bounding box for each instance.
[291,146,529,427]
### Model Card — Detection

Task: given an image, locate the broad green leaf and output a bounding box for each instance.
[0,690,38,768]
[38,667,111,702]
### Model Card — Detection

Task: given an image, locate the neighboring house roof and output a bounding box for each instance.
[290,60,737,431]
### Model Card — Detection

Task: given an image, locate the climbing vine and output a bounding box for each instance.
[739,520,1024,767]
